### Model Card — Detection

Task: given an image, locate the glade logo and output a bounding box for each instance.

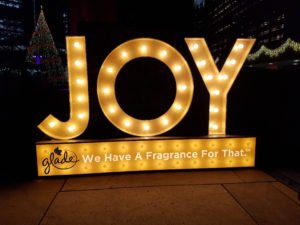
[42,147,79,174]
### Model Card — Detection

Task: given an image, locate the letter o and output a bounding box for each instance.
[97,38,194,136]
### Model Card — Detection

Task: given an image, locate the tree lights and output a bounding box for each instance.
[248,38,300,61]
[25,8,65,85]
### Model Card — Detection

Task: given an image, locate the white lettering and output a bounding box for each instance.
[105,153,132,162]
[222,149,247,157]
[200,150,218,158]
[135,152,143,160]
[82,154,95,163]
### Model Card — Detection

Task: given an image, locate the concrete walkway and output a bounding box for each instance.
[1,169,300,225]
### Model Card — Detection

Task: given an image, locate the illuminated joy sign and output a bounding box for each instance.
[36,37,256,176]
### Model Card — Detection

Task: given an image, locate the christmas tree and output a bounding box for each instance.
[25,6,66,86]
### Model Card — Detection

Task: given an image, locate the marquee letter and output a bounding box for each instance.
[185,38,255,135]
[97,38,194,136]
[38,37,89,139]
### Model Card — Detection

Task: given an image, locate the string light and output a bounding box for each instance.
[248,38,300,61]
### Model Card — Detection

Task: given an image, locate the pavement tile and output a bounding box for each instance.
[233,169,276,182]
[0,178,65,225]
[41,185,256,225]
[225,182,300,225]
[63,170,241,191]
[272,182,300,206]
[277,169,300,184]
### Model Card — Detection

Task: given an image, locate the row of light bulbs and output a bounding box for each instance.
[186,38,254,134]
[37,136,255,175]
[97,38,193,137]
[38,37,255,139]
[38,37,89,138]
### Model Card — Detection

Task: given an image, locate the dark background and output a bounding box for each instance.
[0,0,298,181]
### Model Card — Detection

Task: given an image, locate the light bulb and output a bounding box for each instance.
[237,43,244,49]
[124,120,131,127]
[212,89,220,95]
[76,78,85,85]
[162,118,169,125]
[204,74,213,81]
[77,95,84,102]
[140,45,148,53]
[143,124,150,131]
[102,87,110,95]
[77,113,85,119]
[210,123,219,130]
[178,84,187,91]
[109,107,116,114]
[75,60,81,67]
[218,74,228,80]
[121,51,128,58]
[160,50,167,57]
[107,67,114,73]
[174,103,182,110]
[73,42,81,49]
[49,121,57,128]
[209,107,219,113]
[192,43,199,50]
[229,59,236,65]
[197,60,206,67]
[174,65,182,71]
[68,125,76,132]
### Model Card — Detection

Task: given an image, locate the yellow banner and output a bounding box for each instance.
[36,136,255,176]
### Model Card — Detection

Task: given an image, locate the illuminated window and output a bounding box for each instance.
[0,0,22,9]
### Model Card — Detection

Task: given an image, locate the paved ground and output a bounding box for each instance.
[1,169,300,225]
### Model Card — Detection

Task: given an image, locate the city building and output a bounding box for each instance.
[201,0,300,67]
[0,0,26,72]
